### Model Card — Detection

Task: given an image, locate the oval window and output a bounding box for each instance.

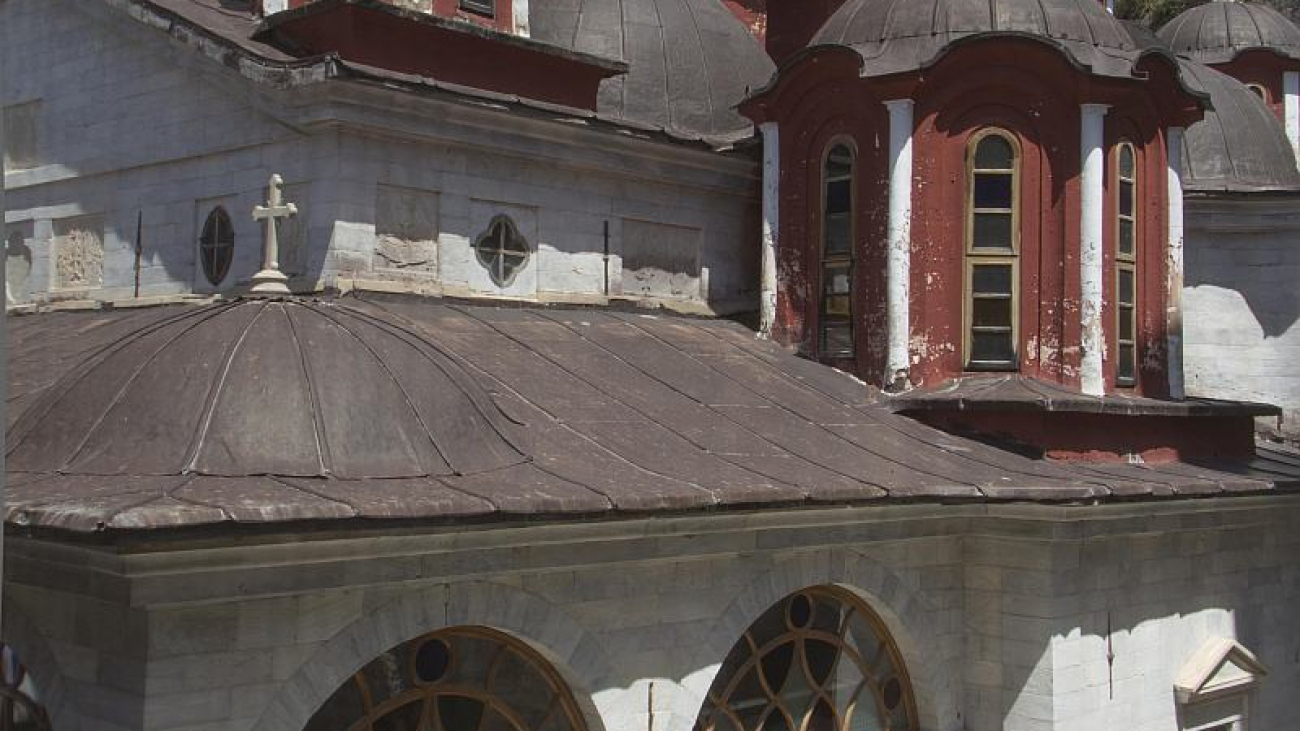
[199,207,235,286]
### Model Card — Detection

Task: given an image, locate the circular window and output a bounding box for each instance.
[474,215,530,288]
[199,207,235,286]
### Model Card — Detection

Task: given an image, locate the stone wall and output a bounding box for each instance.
[1,0,761,314]
[6,498,1299,731]
[1183,196,1300,437]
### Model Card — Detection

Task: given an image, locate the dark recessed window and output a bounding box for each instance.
[821,143,855,358]
[966,130,1020,371]
[460,0,496,18]
[199,206,235,287]
[1115,143,1139,386]
[475,215,530,288]
[1247,84,1269,103]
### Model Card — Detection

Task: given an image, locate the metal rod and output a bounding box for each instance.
[603,220,610,296]
[133,210,143,299]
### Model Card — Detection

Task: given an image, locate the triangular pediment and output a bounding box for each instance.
[1175,638,1269,704]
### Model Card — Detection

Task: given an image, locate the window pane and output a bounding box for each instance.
[823,265,852,296]
[824,295,852,317]
[1119,181,1134,217]
[1119,220,1134,257]
[821,324,854,355]
[974,174,1013,209]
[1119,306,1135,341]
[972,298,1012,328]
[1119,146,1135,178]
[826,146,853,179]
[975,135,1014,169]
[824,214,851,255]
[1119,269,1134,304]
[972,264,1013,295]
[1118,344,1136,381]
[972,213,1013,250]
[826,179,852,215]
[970,331,1015,364]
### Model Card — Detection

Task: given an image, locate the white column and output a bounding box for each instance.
[885,99,915,388]
[1285,71,1299,165]
[759,121,780,339]
[1080,103,1109,397]
[513,0,531,36]
[1166,126,1186,401]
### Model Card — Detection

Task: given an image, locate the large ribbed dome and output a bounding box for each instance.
[1179,60,1300,192]
[813,0,1144,78]
[1159,1,1300,64]
[530,0,775,140]
[6,299,529,480]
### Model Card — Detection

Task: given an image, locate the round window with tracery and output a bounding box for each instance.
[303,627,588,731]
[474,215,530,288]
[695,587,918,731]
[0,643,52,731]
[199,206,235,287]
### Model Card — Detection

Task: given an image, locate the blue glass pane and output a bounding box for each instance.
[974,174,1013,209]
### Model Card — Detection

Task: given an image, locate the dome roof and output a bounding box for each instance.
[530,0,775,140]
[1179,60,1300,192]
[1158,1,1300,64]
[6,299,529,480]
[812,0,1144,78]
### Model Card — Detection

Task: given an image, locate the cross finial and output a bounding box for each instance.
[251,174,298,295]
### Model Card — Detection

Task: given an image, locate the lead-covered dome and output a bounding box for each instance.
[530,0,775,140]
[1159,1,1300,64]
[1179,60,1300,192]
[6,299,529,480]
[813,0,1144,78]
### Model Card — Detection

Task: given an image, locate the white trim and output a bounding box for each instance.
[1284,71,1299,165]
[760,122,780,339]
[885,99,915,387]
[1080,103,1109,397]
[513,0,530,36]
[1166,126,1186,400]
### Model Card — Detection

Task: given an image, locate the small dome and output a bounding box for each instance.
[813,0,1141,78]
[1159,1,1300,64]
[530,0,775,140]
[6,299,529,480]
[1179,60,1300,192]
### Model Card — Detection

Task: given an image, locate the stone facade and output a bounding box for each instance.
[1,0,760,314]
[5,498,1298,731]
[1183,196,1300,437]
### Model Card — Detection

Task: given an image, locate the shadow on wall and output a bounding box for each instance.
[1184,232,1300,339]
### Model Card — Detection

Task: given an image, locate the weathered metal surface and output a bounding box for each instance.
[1179,60,1300,193]
[813,0,1147,80]
[1158,1,1300,64]
[6,295,1296,536]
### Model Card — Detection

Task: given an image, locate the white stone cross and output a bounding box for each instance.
[251,174,298,295]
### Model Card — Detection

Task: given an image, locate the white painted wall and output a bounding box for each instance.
[1183,196,1300,437]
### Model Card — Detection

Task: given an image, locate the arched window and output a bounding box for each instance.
[965,130,1020,370]
[475,215,530,288]
[695,586,918,731]
[820,144,855,357]
[303,627,588,731]
[1115,142,1138,385]
[1246,83,1269,103]
[199,207,235,287]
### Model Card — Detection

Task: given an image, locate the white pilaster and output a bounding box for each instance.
[1285,71,1299,165]
[759,121,780,338]
[513,0,531,37]
[884,99,915,388]
[1080,103,1110,397]
[1166,126,1186,401]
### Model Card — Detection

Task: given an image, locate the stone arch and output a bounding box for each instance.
[251,581,612,731]
[686,550,959,731]
[1,599,78,731]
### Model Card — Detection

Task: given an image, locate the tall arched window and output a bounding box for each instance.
[199,206,235,287]
[965,130,1020,370]
[820,144,855,357]
[695,586,918,731]
[303,627,589,731]
[1115,142,1138,385]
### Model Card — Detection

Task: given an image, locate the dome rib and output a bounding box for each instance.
[281,303,331,477]
[1158,1,1300,63]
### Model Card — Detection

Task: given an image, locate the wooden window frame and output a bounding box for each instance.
[1115,141,1138,387]
[459,0,496,18]
[963,128,1021,372]
[1246,83,1269,104]
[818,139,857,359]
